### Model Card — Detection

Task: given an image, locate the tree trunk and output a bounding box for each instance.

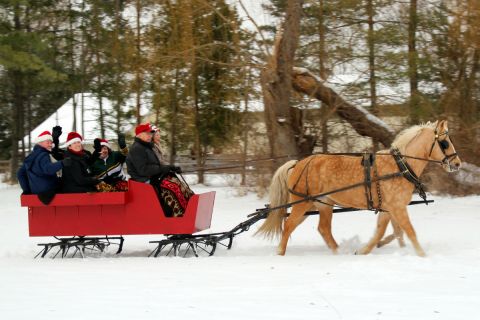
[169,67,180,165]
[135,0,142,125]
[318,0,329,153]
[366,0,379,151]
[408,0,420,123]
[93,2,105,137]
[261,0,304,162]
[10,70,23,183]
[69,0,77,132]
[241,66,251,186]
[291,68,395,147]
[10,4,23,182]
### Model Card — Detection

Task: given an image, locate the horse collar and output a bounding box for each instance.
[391,148,428,203]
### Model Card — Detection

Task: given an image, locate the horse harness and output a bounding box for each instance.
[428,129,458,165]
[361,153,383,213]
[288,154,386,213]
[390,148,428,204]
[286,148,435,213]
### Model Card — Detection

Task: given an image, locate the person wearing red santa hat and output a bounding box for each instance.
[61,132,103,193]
[17,130,70,204]
[126,123,193,217]
[89,133,129,192]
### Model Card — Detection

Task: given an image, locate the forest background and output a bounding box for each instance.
[0,0,479,194]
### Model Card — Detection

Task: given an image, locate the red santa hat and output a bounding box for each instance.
[34,131,53,144]
[63,132,83,148]
[135,123,155,135]
[99,138,110,149]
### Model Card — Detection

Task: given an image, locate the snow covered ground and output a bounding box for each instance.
[1,178,479,320]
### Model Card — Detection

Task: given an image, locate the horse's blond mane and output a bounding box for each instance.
[391,121,437,153]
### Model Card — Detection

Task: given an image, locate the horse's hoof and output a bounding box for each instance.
[355,247,370,255]
[416,250,427,257]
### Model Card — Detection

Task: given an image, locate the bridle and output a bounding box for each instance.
[428,129,458,166]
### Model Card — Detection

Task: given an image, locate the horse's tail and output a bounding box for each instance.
[255,160,297,239]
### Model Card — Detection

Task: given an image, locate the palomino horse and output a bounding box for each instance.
[256,120,461,257]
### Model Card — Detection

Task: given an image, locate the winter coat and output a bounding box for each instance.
[152,143,166,164]
[126,138,171,182]
[17,145,63,195]
[90,148,128,184]
[61,149,99,193]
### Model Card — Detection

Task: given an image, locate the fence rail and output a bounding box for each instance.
[175,154,273,174]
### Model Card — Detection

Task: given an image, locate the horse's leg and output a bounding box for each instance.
[277,201,311,256]
[390,207,426,257]
[391,219,406,247]
[356,211,390,255]
[377,216,406,248]
[316,203,338,253]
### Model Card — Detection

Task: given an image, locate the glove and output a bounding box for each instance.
[172,166,182,174]
[52,126,62,140]
[62,157,72,167]
[93,138,102,153]
[102,175,115,185]
[166,165,176,173]
[117,133,127,149]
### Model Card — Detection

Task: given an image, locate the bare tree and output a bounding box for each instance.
[261,0,304,161]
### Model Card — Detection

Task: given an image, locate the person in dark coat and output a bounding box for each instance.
[126,123,175,183]
[90,134,128,192]
[17,130,68,204]
[126,123,192,217]
[61,132,102,193]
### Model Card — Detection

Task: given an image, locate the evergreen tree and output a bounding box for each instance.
[0,0,67,180]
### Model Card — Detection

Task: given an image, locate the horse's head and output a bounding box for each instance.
[428,120,461,172]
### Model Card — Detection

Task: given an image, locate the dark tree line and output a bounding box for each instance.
[1,0,479,184]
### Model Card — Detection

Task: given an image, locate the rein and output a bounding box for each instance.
[182,128,457,174]
[181,152,443,174]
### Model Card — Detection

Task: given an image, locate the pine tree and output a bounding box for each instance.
[0,1,67,181]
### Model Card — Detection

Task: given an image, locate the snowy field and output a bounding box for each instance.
[1,177,479,320]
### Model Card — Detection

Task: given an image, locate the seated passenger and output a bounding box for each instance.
[126,123,193,217]
[90,134,129,192]
[151,125,166,163]
[17,131,68,204]
[61,132,103,193]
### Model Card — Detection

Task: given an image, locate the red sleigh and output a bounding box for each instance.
[20,180,215,257]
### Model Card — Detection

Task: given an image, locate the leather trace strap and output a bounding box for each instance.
[288,156,333,207]
[362,153,374,211]
[361,153,383,213]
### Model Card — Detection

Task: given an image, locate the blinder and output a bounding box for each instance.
[429,129,458,166]
[438,139,449,151]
